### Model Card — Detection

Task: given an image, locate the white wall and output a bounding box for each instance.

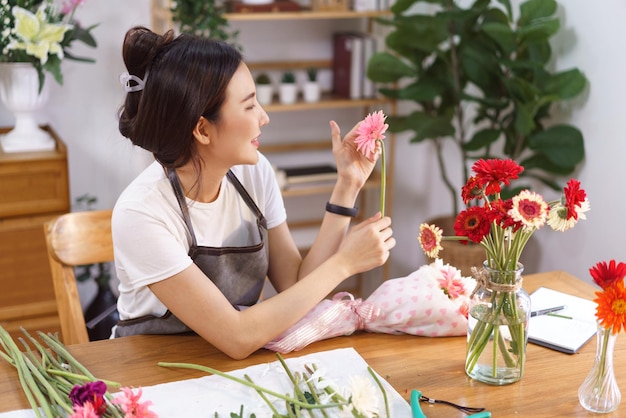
[1,0,624,287]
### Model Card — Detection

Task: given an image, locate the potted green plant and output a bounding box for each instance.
[368,0,587,217]
[279,71,298,104]
[255,72,273,105]
[303,67,321,103]
[170,0,241,49]
[367,0,587,274]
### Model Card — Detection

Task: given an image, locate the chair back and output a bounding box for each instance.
[44,209,114,345]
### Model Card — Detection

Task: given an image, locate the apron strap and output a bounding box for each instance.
[167,169,268,247]
[226,170,268,229]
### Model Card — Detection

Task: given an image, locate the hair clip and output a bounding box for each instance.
[119,72,145,92]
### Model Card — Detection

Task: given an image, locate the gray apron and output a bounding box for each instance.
[114,169,269,337]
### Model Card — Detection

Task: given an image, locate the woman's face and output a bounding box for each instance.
[207,63,270,168]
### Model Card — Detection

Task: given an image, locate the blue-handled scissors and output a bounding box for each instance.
[410,389,491,418]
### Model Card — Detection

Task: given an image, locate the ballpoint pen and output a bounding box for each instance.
[530,305,566,317]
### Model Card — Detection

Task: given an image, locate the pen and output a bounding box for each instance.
[531,305,566,317]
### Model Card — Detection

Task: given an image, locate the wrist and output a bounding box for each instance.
[326,201,358,217]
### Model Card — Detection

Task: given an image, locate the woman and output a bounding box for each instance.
[112,26,395,359]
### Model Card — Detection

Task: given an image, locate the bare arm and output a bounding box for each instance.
[148,213,394,359]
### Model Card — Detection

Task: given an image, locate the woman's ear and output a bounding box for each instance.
[192,116,212,145]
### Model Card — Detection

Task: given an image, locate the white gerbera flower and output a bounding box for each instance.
[509,190,548,231]
[347,375,380,418]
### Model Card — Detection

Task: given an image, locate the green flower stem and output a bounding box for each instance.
[377,138,386,217]
[597,328,611,384]
[0,329,52,417]
[158,362,346,411]
[47,369,120,389]
[367,367,390,418]
[300,366,329,418]
[276,354,314,416]
[244,374,282,417]
[22,355,73,415]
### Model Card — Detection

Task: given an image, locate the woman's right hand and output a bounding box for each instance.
[335,212,395,276]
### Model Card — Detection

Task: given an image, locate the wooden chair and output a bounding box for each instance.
[44,209,114,345]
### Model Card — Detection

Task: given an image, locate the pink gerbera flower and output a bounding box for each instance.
[69,402,99,418]
[437,266,466,299]
[355,110,389,215]
[355,110,388,160]
[113,387,158,418]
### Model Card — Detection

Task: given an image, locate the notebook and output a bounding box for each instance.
[528,286,598,354]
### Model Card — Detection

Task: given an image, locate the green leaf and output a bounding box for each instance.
[481,22,516,55]
[495,0,513,20]
[513,102,535,137]
[388,15,449,54]
[541,68,587,100]
[526,124,585,168]
[463,128,501,151]
[387,111,455,142]
[459,44,501,92]
[397,78,447,102]
[518,18,560,43]
[367,52,415,83]
[518,0,557,26]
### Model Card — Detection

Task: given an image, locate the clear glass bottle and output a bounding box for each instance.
[465,262,530,385]
[578,323,621,413]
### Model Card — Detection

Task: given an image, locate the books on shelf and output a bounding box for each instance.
[275,164,338,189]
[332,32,379,100]
[528,286,598,354]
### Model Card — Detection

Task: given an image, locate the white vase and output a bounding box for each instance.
[302,81,321,103]
[0,63,55,153]
[279,83,298,105]
[256,84,273,106]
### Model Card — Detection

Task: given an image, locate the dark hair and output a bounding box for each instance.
[117,26,243,170]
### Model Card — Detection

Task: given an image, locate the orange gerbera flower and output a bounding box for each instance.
[595,280,626,334]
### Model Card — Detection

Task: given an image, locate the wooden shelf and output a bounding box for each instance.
[280,172,381,197]
[225,10,390,21]
[262,95,391,112]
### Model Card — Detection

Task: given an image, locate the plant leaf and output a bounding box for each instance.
[463,129,501,151]
[518,0,557,26]
[367,52,415,83]
[541,68,587,100]
[526,124,585,168]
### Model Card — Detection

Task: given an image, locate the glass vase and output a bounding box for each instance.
[578,324,621,413]
[465,262,530,385]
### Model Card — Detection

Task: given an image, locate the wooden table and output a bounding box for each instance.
[1,271,624,416]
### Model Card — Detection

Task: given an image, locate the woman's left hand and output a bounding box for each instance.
[330,120,378,190]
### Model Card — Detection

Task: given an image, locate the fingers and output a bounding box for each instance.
[342,213,395,270]
[329,120,342,151]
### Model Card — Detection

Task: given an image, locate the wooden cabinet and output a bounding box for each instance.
[150,3,395,296]
[0,126,70,339]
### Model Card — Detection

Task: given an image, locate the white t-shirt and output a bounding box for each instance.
[112,152,286,320]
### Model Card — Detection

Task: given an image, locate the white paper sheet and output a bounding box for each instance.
[2,347,410,417]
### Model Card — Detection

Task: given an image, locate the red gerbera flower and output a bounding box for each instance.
[454,206,491,244]
[486,198,522,232]
[461,176,483,204]
[595,280,626,334]
[590,260,626,290]
[471,159,524,195]
[563,178,587,220]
